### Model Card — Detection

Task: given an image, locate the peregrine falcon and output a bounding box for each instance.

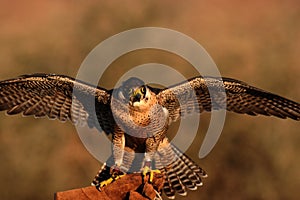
[0,73,299,199]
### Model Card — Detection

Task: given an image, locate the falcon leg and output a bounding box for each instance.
[142,137,161,182]
[142,160,161,182]
[93,148,136,191]
[98,149,136,189]
[112,129,126,170]
[97,129,127,190]
[91,161,125,190]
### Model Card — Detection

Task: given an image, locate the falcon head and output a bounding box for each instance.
[117,77,151,109]
[129,85,150,107]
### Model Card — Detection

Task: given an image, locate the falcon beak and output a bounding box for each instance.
[130,89,142,104]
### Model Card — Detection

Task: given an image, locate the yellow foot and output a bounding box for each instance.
[142,166,161,183]
[98,174,125,190]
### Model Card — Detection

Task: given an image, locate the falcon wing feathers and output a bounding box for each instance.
[157,76,300,122]
[0,73,113,132]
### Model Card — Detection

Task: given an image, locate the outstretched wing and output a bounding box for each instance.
[0,73,114,132]
[157,76,300,122]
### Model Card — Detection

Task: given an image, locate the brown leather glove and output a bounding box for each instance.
[55,173,164,200]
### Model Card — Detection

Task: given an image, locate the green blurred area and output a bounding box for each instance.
[0,0,299,199]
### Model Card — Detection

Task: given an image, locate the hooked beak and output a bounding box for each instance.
[129,89,142,105]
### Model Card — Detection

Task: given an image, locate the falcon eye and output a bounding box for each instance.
[141,86,146,94]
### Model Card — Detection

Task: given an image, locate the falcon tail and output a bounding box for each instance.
[157,144,207,199]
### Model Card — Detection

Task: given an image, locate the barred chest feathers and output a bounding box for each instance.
[128,94,169,138]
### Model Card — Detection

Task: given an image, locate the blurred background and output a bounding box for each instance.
[0,0,299,199]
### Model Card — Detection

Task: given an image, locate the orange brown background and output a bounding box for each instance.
[0,1,299,199]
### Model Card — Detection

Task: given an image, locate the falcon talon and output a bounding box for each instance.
[142,166,161,183]
[142,166,151,177]
[149,169,161,183]
[98,174,125,190]
[99,177,114,189]
[113,174,125,181]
